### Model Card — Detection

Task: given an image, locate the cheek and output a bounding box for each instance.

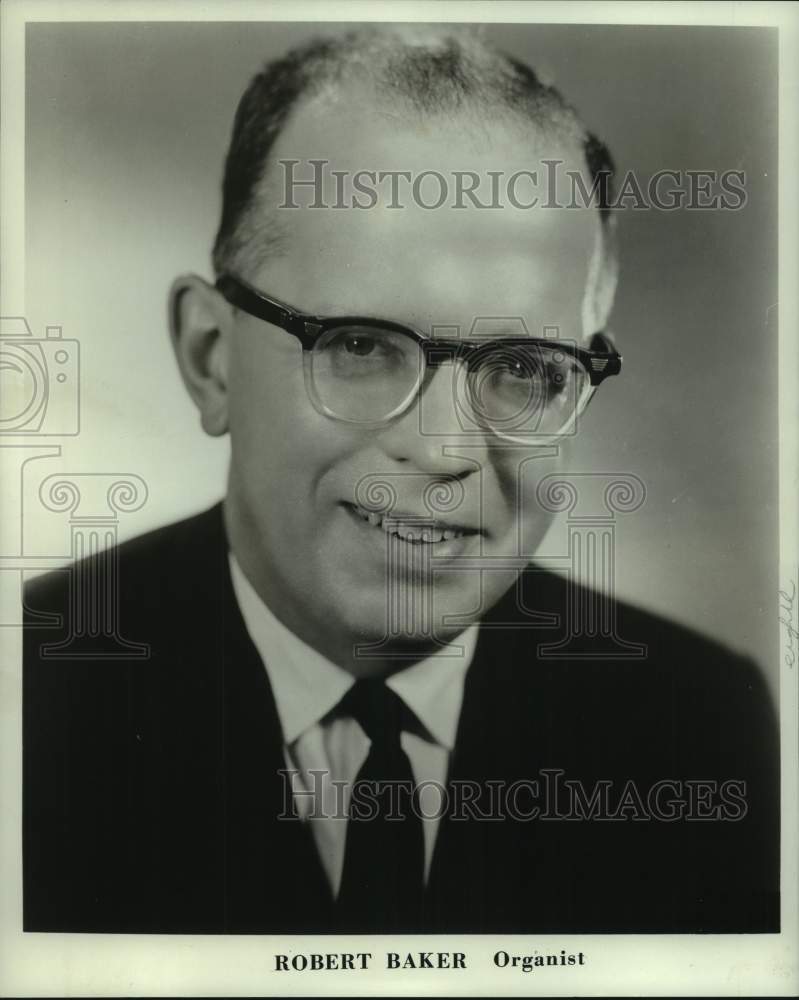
[227,327,301,427]
[226,333,358,504]
[487,448,564,543]
[228,333,305,458]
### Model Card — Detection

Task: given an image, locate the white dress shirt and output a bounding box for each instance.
[229,554,477,897]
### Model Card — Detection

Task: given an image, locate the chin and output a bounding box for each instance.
[339,572,505,651]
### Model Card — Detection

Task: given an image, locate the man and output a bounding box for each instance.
[23,27,778,934]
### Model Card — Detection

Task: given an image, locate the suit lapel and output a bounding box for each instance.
[207,508,334,931]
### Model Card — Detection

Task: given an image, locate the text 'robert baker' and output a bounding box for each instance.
[274,951,467,971]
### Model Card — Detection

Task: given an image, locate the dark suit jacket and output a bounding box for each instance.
[23,504,779,933]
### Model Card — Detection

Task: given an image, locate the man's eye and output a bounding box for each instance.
[492,355,547,384]
[546,361,571,393]
[505,359,531,380]
[325,328,397,361]
[342,334,377,357]
[486,351,576,397]
[317,326,414,380]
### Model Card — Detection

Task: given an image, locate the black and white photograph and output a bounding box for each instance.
[1,1,797,996]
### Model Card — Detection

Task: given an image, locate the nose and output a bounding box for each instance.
[376,362,486,475]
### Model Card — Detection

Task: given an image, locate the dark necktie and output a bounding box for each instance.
[335,678,425,932]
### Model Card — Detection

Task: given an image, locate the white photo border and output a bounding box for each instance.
[1,1,797,996]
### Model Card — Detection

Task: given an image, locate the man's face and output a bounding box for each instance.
[223,91,601,668]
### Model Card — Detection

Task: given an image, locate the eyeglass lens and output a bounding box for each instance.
[308,325,589,439]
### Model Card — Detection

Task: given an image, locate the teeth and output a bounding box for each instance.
[350,504,466,543]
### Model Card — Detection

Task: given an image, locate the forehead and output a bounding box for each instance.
[254,84,600,334]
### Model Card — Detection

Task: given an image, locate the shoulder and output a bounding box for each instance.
[22,502,232,723]
[490,562,768,676]
[24,502,226,618]
[476,565,776,758]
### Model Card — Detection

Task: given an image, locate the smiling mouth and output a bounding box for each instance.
[344,502,480,545]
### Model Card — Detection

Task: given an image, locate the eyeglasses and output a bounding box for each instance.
[216,273,622,444]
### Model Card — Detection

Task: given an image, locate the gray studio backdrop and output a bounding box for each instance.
[24,22,778,693]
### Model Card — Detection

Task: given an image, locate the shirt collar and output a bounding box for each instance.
[229,553,476,751]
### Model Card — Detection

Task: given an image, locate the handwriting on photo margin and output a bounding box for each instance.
[779,577,798,669]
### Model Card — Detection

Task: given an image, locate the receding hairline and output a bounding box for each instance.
[212,28,612,279]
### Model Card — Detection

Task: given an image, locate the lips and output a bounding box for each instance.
[344,501,480,545]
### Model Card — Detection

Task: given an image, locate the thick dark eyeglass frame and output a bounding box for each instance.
[215,273,623,384]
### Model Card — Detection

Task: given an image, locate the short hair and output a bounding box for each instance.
[212,27,616,277]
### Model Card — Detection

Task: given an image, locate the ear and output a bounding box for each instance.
[168,274,232,437]
[581,216,619,340]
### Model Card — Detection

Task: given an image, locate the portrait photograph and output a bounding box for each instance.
[1,1,797,997]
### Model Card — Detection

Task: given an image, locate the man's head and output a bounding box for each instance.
[210,27,616,282]
[169,27,619,673]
